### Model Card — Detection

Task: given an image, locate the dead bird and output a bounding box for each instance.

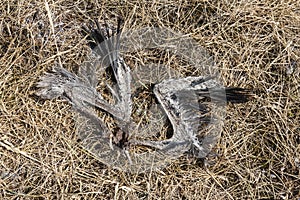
[36,18,253,167]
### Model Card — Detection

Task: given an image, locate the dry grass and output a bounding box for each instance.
[1,0,300,199]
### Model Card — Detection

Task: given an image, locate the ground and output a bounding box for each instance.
[0,0,299,199]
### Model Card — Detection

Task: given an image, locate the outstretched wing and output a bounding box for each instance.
[37,19,132,122]
[83,19,132,123]
[134,76,253,157]
[36,67,112,138]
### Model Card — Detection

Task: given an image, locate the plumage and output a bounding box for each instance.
[36,19,253,168]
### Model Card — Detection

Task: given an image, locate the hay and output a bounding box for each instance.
[0,0,299,199]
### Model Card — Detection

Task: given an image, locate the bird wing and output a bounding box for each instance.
[83,19,132,123]
[36,67,112,138]
[137,76,253,158]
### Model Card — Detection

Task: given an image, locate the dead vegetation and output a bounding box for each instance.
[0,0,299,199]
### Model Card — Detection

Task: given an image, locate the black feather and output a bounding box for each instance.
[196,87,253,103]
[224,87,253,103]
